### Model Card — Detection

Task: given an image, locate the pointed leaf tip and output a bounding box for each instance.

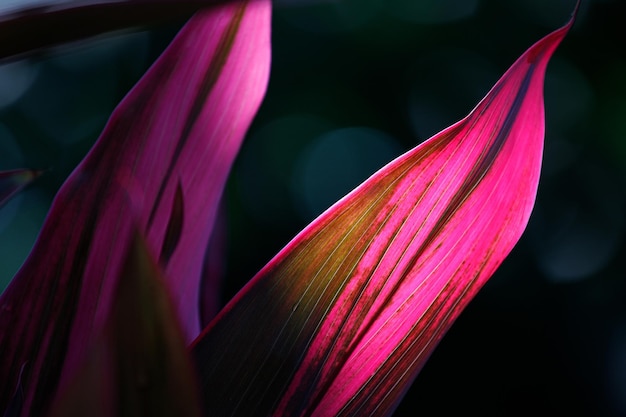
[192,11,574,417]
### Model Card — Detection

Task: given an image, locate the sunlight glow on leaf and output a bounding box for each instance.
[192,11,575,416]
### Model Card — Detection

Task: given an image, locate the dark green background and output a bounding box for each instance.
[1,0,624,415]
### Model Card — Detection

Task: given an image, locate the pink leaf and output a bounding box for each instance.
[191,10,575,417]
[47,228,201,417]
[0,1,270,416]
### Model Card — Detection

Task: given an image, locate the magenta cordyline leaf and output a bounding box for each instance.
[192,13,575,417]
[47,228,201,417]
[0,1,270,415]
[0,169,41,208]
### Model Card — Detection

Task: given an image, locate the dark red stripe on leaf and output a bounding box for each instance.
[146,3,246,230]
[401,64,536,277]
[314,65,539,404]
[0,178,116,416]
[160,182,185,265]
[192,10,574,417]
[0,2,271,416]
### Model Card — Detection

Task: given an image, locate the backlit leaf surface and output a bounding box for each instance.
[0,1,270,415]
[192,13,574,417]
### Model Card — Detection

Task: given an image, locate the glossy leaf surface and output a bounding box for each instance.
[192,15,574,417]
[0,1,270,415]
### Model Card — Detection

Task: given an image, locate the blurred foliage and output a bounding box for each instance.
[0,0,624,415]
